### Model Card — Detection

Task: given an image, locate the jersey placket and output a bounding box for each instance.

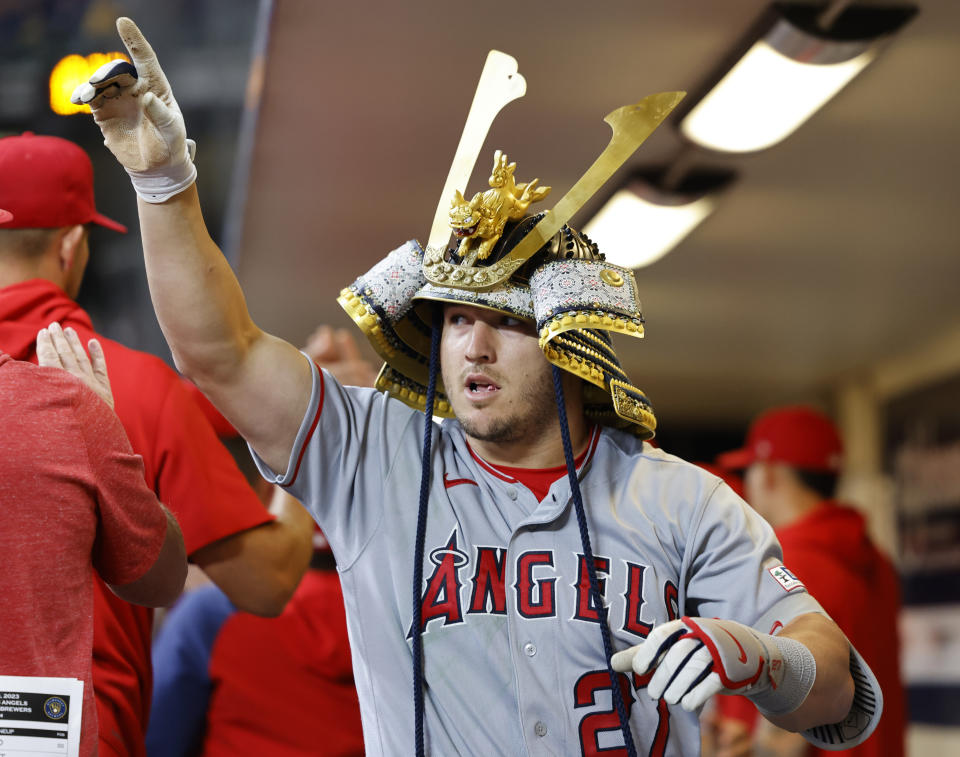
[506,485,574,755]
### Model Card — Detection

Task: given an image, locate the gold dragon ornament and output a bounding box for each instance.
[448,150,551,265]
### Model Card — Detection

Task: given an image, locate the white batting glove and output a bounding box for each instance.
[71,17,196,203]
[611,616,813,715]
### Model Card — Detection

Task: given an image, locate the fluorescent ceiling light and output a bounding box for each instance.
[584,170,734,269]
[680,41,874,153]
[585,191,714,269]
[677,2,917,154]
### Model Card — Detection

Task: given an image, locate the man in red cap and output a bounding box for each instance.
[711,405,904,757]
[0,131,315,757]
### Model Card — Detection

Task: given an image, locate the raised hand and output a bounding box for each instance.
[71,17,196,202]
[37,322,115,410]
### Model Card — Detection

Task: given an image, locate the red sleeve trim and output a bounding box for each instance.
[284,363,326,488]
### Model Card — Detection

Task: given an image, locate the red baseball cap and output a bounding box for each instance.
[717,405,843,473]
[0,132,126,233]
[0,209,12,224]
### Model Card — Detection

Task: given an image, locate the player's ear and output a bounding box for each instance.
[57,224,86,272]
[759,462,782,491]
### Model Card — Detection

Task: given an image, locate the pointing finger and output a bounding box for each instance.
[115,17,157,72]
[116,17,172,96]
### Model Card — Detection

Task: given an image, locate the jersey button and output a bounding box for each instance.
[506,486,518,500]
[534,721,547,737]
[523,642,537,657]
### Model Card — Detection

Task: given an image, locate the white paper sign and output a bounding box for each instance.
[0,676,83,757]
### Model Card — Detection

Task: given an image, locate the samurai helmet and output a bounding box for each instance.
[339,151,657,437]
[339,75,683,440]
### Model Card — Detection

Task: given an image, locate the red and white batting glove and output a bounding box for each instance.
[611,616,815,715]
[71,17,196,203]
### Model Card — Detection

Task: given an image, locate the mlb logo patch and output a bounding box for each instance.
[769,565,805,592]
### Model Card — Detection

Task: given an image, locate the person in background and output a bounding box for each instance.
[147,326,374,757]
[711,405,905,757]
[0,132,316,757]
[0,323,187,757]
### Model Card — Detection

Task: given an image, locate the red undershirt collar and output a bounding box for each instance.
[467,426,601,501]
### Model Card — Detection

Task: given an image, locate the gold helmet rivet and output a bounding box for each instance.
[600,269,624,287]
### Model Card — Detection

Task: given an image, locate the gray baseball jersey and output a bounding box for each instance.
[252,361,824,756]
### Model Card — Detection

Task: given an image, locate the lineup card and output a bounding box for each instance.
[0,677,83,757]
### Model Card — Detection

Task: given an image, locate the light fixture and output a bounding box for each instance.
[583,167,735,269]
[677,2,917,153]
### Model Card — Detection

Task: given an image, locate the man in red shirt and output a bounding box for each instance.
[0,132,316,756]
[713,406,905,757]
[1,324,187,757]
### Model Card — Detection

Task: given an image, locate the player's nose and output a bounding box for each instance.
[464,320,496,363]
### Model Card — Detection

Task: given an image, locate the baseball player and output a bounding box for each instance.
[73,18,882,756]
